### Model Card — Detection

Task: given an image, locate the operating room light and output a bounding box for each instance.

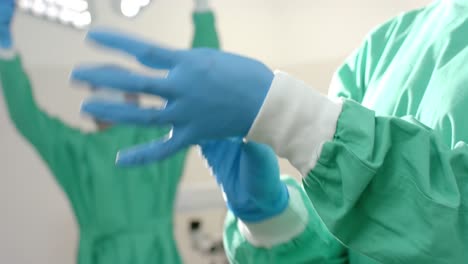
[16,0,92,29]
[120,0,139,18]
[119,0,152,18]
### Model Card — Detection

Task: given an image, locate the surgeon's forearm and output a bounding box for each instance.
[247,71,342,176]
[0,52,35,126]
[0,53,50,144]
[246,71,468,263]
[191,8,220,49]
[224,177,348,263]
[304,102,468,263]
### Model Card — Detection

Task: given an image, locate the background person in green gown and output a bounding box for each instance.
[0,0,219,263]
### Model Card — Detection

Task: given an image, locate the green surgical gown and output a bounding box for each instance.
[225,1,468,263]
[0,11,219,264]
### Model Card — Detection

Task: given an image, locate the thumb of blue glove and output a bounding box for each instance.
[200,139,289,223]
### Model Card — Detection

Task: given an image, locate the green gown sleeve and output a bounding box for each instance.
[302,12,468,264]
[319,16,399,264]
[304,100,468,264]
[192,11,220,49]
[0,55,84,190]
[224,176,348,264]
[244,6,467,263]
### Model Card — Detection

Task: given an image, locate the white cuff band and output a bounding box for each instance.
[237,186,308,248]
[247,71,343,176]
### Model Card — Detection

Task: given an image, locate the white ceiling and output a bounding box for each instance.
[13,0,431,68]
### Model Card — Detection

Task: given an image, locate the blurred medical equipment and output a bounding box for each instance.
[176,184,228,264]
[189,219,228,264]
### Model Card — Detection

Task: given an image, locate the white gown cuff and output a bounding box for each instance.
[247,71,343,176]
[237,186,308,248]
[0,48,16,60]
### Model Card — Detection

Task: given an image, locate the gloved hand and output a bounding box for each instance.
[0,0,15,48]
[72,29,274,166]
[200,138,289,222]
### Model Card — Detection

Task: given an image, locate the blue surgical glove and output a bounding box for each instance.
[200,138,289,222]
[72,29,273,166]
[0,0,15,48]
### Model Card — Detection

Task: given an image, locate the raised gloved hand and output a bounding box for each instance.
[200,138,289,222]
[72,29,273,166]
[0,0,15,48]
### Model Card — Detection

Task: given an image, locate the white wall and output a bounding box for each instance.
[0,0,430,263]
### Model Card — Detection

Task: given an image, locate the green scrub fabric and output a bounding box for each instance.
[224,177,348,264]
[0,11,219,264]
[224,1,468,263]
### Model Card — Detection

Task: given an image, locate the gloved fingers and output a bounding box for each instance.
[116,129,190,166]
[71,64,175,98]
[80,100,170,126]
[87,28,183,69]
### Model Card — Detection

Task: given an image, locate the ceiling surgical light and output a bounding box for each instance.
[138,0,150,7]
[118,0,152,18]
[120,0,139,18]
[16,0,92,29]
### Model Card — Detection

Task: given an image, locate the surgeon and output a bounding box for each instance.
[72,0,467,263]
[0,0,219,263]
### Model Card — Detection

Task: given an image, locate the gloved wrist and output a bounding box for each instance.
[247,71,342,176]
[228,182,290,223]
[0,27,12,49]
[237,184,309,248]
